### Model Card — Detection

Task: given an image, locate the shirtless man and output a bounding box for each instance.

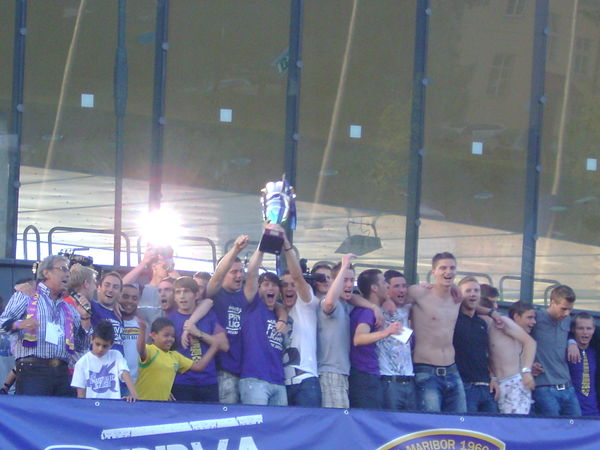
[480,298,536,414]
[409,252,502,413]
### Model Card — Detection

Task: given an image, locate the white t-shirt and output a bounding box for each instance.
[122,318,141,382]
[71,349,129,399]
[285,290,319,384]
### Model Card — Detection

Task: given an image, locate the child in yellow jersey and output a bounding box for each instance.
[135,317,212,401]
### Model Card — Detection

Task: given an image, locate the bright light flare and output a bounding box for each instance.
[139,207,183,250]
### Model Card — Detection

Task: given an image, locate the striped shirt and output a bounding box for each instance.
[0,282,90,362]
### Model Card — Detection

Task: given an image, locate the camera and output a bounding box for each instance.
[59,249,94,267]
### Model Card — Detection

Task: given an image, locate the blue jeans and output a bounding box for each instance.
[349,368,383,409]
[414,363,466,413]
[15,358,73,397]
[239,377,287,406]
[381,376,417,411]
[463,383,498,413]
[286,376,322,407]
[533,385,582,416]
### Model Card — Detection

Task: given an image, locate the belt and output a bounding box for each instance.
[18,357,67,368]
[414,363,459,377]
[465,381,490,387]
[539,382,570,391]
[381,375,414,383]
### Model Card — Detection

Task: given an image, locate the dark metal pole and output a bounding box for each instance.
[6,0,27,259]
[520,0,549,302]
[149,0,169,212]
[403,0,430,285]
[280,0,304,276]
[113,0,128,267]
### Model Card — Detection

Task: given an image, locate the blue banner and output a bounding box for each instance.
[0,396,598,449]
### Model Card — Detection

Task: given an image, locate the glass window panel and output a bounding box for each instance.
[420,1,532,297]
[296,1,415,273]
[0,1,15,256]
[160,1,290,271]
[18,1,154,265]
[538,1,600,311]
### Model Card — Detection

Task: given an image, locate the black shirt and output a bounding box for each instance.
[453,312,490,383]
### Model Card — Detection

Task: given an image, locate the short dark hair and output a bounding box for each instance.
[480,284,499,299]
[432,252,456,268]
[550,285,576,304]
[92,319,115,343]
[193,271,211,282]
[384,269,405,283]
[100,271,123,290]
[357,269,382,298]
[174,276,199,294]
[311,263,332,275]
[572,312,595,331]
[151,317,175,334]
[122,283,139,292]
[508,300,534,320]
[258,272,281,289]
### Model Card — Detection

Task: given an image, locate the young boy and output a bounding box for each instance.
[71,320,137,401]
[169,276,228,403]
[136,317,215,401]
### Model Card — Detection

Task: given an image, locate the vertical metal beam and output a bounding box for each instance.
[280,0,304,275]
[6,0,27,260]
[520,0,549,302]
[149,0,169,212]
[403,0,430,285]
[113,0,128,267]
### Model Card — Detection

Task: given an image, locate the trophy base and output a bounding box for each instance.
[259,228,284,255]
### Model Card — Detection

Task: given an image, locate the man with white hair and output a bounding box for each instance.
[0,255,91,396]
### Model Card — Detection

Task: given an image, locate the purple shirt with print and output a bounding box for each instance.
[240,294,285,385]
[212,287,247,375]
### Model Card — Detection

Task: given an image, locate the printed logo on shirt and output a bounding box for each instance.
[87,361,118,394]
[266,320,283,351]
[189,337,203,361]
[227,306,242,335]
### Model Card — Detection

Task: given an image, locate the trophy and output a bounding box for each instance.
[259,175,297,254]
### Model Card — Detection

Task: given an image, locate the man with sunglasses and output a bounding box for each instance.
[0,255,92,396]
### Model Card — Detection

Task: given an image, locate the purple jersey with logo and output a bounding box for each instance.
[91,302,124,355]
[350,307,379,376]
[240,294,285,385]
[169,310,222,386]
[212,287,247,375]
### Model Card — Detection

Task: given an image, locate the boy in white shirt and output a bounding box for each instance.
[71,320,137,401]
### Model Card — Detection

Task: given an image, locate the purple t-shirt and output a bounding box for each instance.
[350,307,379,376]
[212,287,246,375]
[169,310,222,386]
[240,294,285,385]
[91,302,124,355]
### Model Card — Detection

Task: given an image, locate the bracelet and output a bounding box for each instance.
[277,319,287,324]
[487,308,497,317]
[283,247,293,252]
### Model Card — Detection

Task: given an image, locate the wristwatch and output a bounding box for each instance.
[521,367,532,374]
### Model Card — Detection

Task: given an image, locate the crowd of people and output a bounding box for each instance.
[0,223,598,417]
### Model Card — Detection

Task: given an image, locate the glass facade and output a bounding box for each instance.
[1,1,599,310]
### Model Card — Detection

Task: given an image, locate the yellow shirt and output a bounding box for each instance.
[136,344,193,401]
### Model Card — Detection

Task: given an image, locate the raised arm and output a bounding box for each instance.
[123,249,156,285]
[279,226,312,302]
[322,253,355,314]
[205,234,249,298]
[181,298,215,348]
[136,319,148,361]
[243,247,264,302]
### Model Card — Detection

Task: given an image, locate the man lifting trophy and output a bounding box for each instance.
[259,175,296,254]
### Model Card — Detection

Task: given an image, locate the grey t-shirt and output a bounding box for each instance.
[317,299,352,376]
[139,284,159,308]
[532,308,571,385]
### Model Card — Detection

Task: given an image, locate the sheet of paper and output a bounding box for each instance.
[45,322,61,345]
[390,326,413,345]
